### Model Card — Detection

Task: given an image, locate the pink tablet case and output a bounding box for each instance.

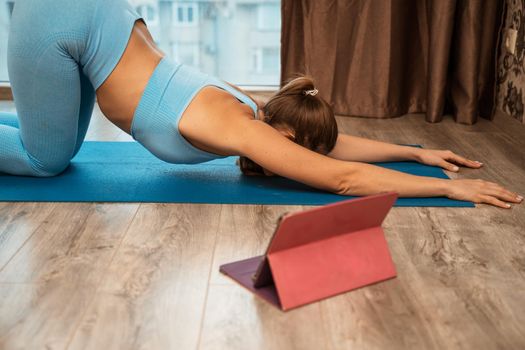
[219,192,398,311]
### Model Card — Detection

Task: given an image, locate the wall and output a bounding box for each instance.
[497,0,525,123]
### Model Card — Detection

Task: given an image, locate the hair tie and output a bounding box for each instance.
[303,88,318,96]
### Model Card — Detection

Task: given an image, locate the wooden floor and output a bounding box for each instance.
[1,100,524,350]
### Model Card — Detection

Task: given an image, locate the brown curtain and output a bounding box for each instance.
[281,0,505,124]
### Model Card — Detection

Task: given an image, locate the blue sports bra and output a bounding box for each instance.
[131,57,260,164]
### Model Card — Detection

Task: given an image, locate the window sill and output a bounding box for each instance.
[238,85,278,93]
[0,84,12,100]
[0,84,277,101]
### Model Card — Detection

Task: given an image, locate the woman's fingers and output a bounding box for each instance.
[452,179,523,208]
[485,185,523,203]
[446,152,483,168]
[435,151,482,170]
[439,160,460,172]
[478,195,512,209]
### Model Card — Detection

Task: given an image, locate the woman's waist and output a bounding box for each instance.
[96,48,166,133]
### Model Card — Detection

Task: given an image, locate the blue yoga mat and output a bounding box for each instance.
[0,142,474,206]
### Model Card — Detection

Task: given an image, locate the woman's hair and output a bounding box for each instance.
[238,75,338,176]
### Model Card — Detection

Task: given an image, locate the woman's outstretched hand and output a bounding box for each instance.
[415,149,524,208]
[447,179,523,208]
[416,149,482,172]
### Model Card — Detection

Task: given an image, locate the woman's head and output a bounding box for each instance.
[239,75,338,176]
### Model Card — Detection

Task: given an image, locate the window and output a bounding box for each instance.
[251,47,280,74]
[0,1,282,87]
[136,4,158,25]
[257,4,280,31]
[262,47,280,72]
[0,1,13,81]
[172,3,198,27]
[171,42,200,67]
[6,1,13,15]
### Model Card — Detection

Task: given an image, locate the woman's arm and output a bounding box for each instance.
[327,133,421,162]
[336,162,521,208]
[230,120,522,208]
[328,133,483,172]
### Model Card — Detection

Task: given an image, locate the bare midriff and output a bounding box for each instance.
[95,20,163,134]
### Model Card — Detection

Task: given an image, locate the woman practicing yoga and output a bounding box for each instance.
[0,0,522,208]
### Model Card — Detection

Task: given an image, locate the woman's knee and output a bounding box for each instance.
[28,154,71,177]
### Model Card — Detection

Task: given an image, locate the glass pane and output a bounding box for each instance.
[257,4,280,31]
[177,6,184,22]
[0,0,281,86]
[187,6,193,23]
[147,6,154,22]
[0,1,13,81]
[262,47,279,73]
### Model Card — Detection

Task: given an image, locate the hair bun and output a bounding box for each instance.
[303,88,319,96]
[279,75,316,97]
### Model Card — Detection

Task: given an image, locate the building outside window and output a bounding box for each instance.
[257,3,280,31]
[0,0,281,87]
[0,0,11,82]
[262,47,279,72]
[6,0,12,15]
[136,4,158,25]
[173,3,198,27]
[251,47,280,74]
[171,42,200,67]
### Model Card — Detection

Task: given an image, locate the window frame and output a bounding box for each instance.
[6,1,14,16]
[172,3,199,27]
[251,47,280,75]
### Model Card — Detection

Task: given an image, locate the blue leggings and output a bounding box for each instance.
[0,73,95,176]
[0,0,140,176]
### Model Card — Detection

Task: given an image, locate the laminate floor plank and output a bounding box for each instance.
[67,204,222,350]
[208,204,301,285]
[321,206,525,350]
[319,209,452,350]
[492,109,525,150]
[198,285,328,350]
[0,203,138,284]
[199,204,329,350]
[411,208,525,349]
[0,203,139,349]
[0,282,95,350]
[0,202,57,269]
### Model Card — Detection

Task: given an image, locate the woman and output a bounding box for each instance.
[0,0,521,209]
